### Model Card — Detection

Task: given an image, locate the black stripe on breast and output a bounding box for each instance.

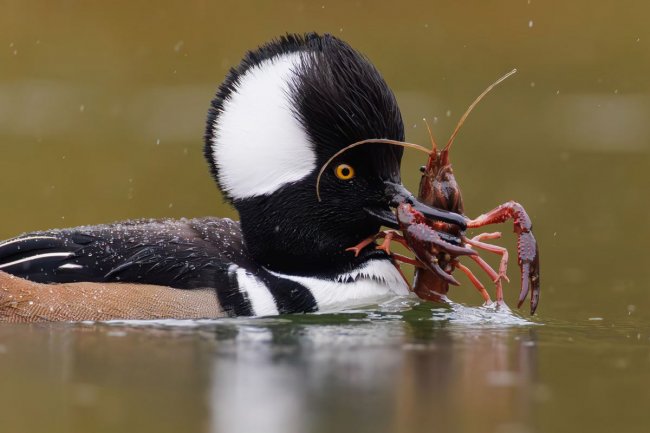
[258,270,318,314]
[215,265,318,317]
[216,266,254,317]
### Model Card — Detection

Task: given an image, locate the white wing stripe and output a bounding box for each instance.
[0,252,74,270]
[58,263,83,270]
[0,235,59,248]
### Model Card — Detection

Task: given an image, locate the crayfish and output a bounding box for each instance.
[403,69,540,314]
[318,69,540,314]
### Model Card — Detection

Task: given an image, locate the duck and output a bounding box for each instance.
[0,33,467,322]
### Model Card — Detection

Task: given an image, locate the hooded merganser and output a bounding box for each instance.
[0,33,467,322]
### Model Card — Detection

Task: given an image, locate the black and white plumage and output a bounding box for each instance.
[0,33,466,320]
[0,218,320,316]
[204,33,407,274]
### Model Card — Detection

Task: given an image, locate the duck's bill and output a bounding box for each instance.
[364,181,468,230]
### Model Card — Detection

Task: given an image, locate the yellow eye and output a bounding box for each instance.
[334,163,355,180]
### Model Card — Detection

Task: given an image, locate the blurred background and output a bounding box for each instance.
[0,1,648,433]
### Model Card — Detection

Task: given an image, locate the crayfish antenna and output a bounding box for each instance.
[443,68,518,153]
[423,117,439,153]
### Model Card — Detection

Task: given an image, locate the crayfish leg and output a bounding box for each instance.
[376,230,409,255]
[346,230,411,257]
[345,235,377,257]
[464,234,510,283]
[386,256,412,289]
[469,255,504,303]
[390,253,425,268]
[455,262,491,303]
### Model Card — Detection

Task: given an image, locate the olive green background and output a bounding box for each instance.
[1,1,649,432]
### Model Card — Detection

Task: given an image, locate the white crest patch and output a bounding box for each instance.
[211,53,316,199]
[267,259,410,313]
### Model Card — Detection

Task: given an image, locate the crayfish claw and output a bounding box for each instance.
[406,224,477,257]
[446,243,478,257]
[517,233,540,314]
[424,252,460,286]
[467,201,540,314]
[517,266,530,309]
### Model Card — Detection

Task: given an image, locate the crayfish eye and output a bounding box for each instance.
[334,163,355,180]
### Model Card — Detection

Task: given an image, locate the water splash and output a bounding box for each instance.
[430,302,537,327]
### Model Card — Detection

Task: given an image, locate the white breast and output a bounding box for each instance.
[267,259,410,313]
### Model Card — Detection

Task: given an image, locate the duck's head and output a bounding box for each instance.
[204,33,459,274]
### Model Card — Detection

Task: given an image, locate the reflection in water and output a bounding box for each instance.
[0,323,212,433]
[396,324,539,433]
[211,324,309,433]
[2,308,646,433]
[207,307,538,433]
